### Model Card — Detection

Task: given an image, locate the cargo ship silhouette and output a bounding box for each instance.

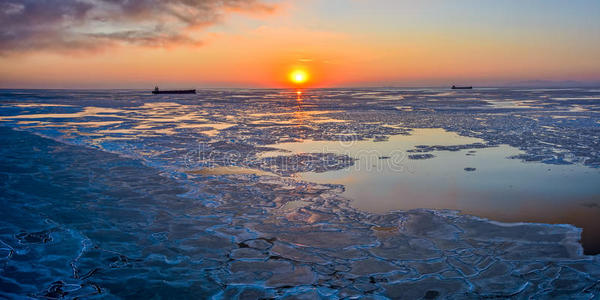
[451,85,473,90]
[152,86,196,94]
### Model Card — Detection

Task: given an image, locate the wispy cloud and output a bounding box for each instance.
[0,0,275,55]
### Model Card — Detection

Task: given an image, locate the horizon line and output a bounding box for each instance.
[1,84,600,91]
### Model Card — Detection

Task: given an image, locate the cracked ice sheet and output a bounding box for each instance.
[1,127,599,298]
[0,88,600,298]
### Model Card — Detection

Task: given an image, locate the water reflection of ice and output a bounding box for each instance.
[484,99,539,109]
[0,106,124,119]
[261,128,600,229]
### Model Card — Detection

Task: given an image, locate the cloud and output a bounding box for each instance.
[0,0,275,55]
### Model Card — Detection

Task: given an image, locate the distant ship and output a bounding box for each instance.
[451,85,473,90]
[152,86,196,94]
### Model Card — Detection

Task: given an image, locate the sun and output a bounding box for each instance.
[289,70,309,85]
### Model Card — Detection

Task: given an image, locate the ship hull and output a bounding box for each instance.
[152,90,196,94]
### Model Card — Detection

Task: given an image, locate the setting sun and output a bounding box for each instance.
[289,70,309,85]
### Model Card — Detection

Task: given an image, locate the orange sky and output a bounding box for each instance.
[1,0,599,88]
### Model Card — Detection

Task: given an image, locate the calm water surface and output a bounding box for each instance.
[263,128,600,251]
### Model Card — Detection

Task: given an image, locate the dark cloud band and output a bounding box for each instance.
[0,0,273,54]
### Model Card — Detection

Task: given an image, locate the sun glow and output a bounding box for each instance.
[289,70,309,85]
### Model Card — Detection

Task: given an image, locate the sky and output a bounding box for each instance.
[0,0,599,89]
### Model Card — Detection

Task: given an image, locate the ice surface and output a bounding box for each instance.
[1,88,600,298]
